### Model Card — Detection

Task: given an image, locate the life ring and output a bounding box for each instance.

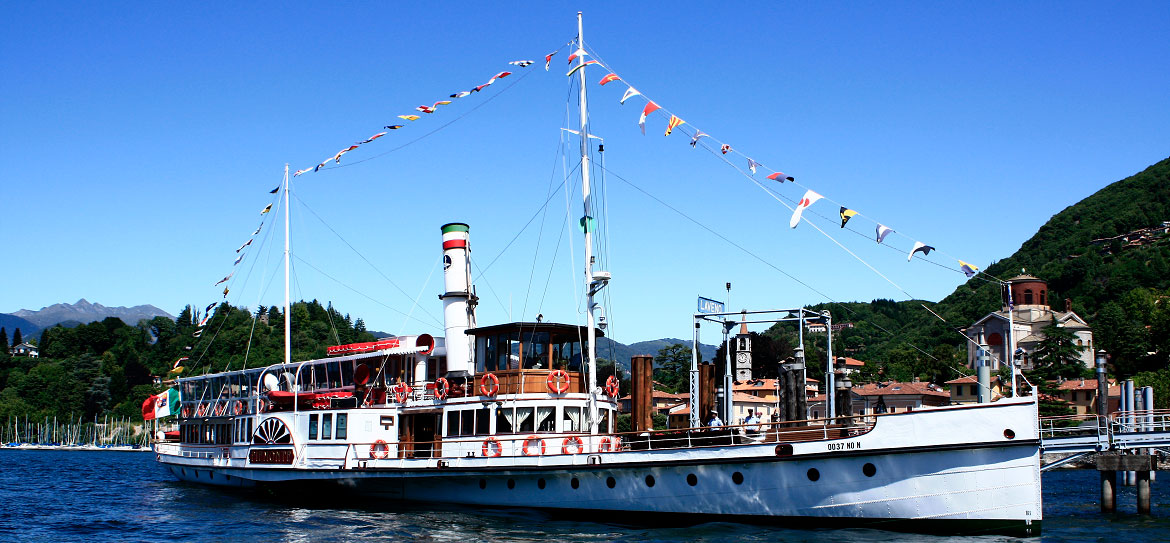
[434,377,450,400]
[370,440,390,459]
[562,435,584,455]
[481,437,502,457]
[257,400,268,413]
[480,373,499,397]
[233,401,244,416]
[521,435,546,456]
[599,436,621,452]
[546,370,570,394]
[393,383,412,403]
[196,403,208,417]
[604,375,620,397]
[214,402,226,416]
[181,405,191,418]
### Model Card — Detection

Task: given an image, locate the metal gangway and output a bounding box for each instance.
[1039,409,1170,471]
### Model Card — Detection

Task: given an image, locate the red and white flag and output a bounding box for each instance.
[638,101,661,134]
[789,190,823,228]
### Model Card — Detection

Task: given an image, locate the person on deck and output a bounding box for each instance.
[743,409,760,433]
[706,410,724,428]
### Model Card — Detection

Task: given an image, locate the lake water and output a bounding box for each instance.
[1,450,1167,542]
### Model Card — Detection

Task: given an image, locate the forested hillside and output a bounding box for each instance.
[764,158,1170,396]
[0,300,376,423]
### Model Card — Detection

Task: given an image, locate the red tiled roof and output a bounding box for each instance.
[842,357,865,367]
[1053,379,1113,391]
[852,381,950,398]
[945,375,1001,385]
[731,391,774,403]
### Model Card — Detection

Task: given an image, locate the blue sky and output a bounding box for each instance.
[2,2,1168,344]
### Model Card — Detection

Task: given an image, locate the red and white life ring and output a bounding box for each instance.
[546,370,570,394]
[196,403,208,417]
[434,377,450,400]
[480,373,499,397]
[604,375,620,397]
[561,435,584,455]
[599,436,621,452]
[521,435,546,456]
[370,440,390,459]
[481,437,502,457]
[233,401,244,416]
[393,383,412,403]
[181,405,191,418]
[214,402,226,417]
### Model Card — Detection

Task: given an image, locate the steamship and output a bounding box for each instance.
[154,14,1043,537]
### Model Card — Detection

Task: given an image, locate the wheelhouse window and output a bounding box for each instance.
[309,414,319,440]
[336,414,347,440]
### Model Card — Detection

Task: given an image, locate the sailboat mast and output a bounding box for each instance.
[283,164,291,365]
[576,11,600,435]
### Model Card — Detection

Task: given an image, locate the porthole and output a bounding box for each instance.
[606,476,616,488]
[571,477,580,489]
[687,473,698,486]
[538,478,547,489]
[479,479,487,489]
[645,475,655,487]
[732,471,744,485]
[1004,429,1016,440]
[863,463,876,477]
[807,468,820,482]
[507,479,515,489]
[775,444,793,456]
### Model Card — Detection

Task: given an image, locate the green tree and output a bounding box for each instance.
[0,327,8,349]
[653,343,691,393]
[12,328,21,347]
[1030,323,1087,381]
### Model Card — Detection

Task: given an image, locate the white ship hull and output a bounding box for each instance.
[157,397,1041,536]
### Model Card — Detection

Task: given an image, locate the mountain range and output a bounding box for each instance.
[1,299,174,341]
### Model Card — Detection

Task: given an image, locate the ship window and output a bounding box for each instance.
[461,409,475,436]
[536,407,555,432]
[315,364,329,391]
[447,411,460,437]
[521,332,551,369]
[600,409,611,434]
[563,406,583,432]
[496,407,514,434]
[309,413,319,440]
[475,408,490,436]
[517,407,535,433]
[340,361,354,388]
[322,414,333,439]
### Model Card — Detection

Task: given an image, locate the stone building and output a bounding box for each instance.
[963,274,1094,371]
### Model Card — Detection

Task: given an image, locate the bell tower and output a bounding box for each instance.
[734,311,752,381]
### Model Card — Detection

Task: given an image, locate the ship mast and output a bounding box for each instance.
[576,11,606,435]
[283,163,291,365]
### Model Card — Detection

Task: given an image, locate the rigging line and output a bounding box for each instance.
[561,94,583,316]
[324,302,342,346]
[474,164,576,279]
[585,43,985,279]
[292,193,442,326]
[536,194,571,317]
[598,162,944,363]
[316,68,538,173]
[292,254,443,333]
[400,254,442,335]
[471,256,509,316]
[522,124,571,321]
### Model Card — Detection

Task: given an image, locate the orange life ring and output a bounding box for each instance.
[233,401,244,416]
[181,405,191,418]
[604,375,620,397]
[434,377,450,400]
[481,437,502,457]
[214,402,226,416]
[258,400,268,413]
[599,436,621,452]
[546,370,570,394]
[521,435,546,456]
[480,373,499,397]
[370,440,390,459]
[393,383,412,403]
[196,403,208,417]
[561,435,584,455]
